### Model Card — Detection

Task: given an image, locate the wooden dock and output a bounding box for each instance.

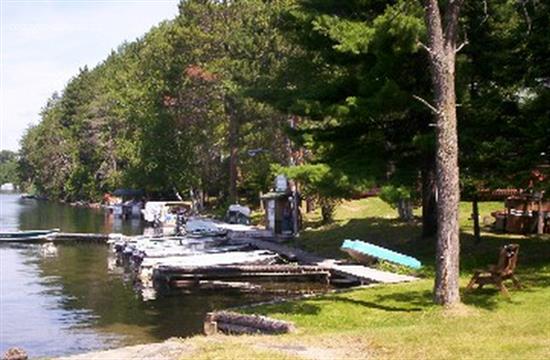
[229,237,324,264]
[154,264,331,287]
[231,236,419,285]
[52,232,116,242]
[320,261,418,284]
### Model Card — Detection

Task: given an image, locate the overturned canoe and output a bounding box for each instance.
[0,229,60,242]
[341,239,422,269]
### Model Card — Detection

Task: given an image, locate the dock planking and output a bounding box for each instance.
[322,262,418,284]
[154,264,331,287]
[231,236,419,285]
[52,233,116,242]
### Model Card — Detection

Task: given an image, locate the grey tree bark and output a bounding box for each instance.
[421,159,437,238]
[473,194,481,243]
[225,96,239,204]
[422,0,464,306]
[537,192,545,235]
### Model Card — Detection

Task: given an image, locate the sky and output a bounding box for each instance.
[0,0,180,151]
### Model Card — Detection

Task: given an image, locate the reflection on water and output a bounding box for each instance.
[12,195,143,235]
[1,194,276,358]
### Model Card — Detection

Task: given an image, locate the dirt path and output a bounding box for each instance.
[54,334,370,360]
[55,339,194,360]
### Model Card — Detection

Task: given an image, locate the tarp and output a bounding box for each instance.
[228,204,251,217]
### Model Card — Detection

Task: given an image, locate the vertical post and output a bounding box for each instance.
[292,190,300,237]
[473,193,481,243]
[259,191,264,211]
[537,191,545,235]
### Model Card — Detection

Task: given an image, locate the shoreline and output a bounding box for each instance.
[53,338,192,360]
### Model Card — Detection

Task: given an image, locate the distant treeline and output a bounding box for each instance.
[0,150,19,186]
[18,0,549,211]
[18,0,294,203]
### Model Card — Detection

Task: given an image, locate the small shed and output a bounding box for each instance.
[260,175,301,238]
[261,191,299,237]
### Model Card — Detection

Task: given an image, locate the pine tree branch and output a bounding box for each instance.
[418,41,434,55]
[413,95,440,115]
[455,40,468,53]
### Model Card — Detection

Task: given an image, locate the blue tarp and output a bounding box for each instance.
[341,239,422,269]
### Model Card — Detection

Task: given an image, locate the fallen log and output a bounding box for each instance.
[204,311,295,336]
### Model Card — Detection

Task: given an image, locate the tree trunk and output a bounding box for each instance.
[537,192,545,235]
[422,160,437,238]
[397,199,414,222]
[196,188,205,212]
[226,96,239,204]
[472,194,481,243]
[306,197,315,213]
[320,200,335,224]
[423,0,464,306]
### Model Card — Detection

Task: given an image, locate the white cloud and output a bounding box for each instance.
[0,0,180,151]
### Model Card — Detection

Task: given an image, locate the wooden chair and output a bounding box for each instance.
[466,244,522,296]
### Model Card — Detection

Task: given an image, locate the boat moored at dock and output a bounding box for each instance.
[0,229,60,242]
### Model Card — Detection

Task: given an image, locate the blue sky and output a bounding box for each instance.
[0,0,180,151]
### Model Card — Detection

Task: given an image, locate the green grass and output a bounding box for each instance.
[288,198,548,275]
[290,198,422,260]
[246,272,550,359]
[187,198,549,359]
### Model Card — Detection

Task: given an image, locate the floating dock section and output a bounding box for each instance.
[230,237,419,285]
[53,233,116,242]
[154,264,331,288]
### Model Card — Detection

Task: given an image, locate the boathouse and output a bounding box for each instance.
[261,175,300,238]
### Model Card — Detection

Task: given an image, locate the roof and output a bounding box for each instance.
[261,191,290,199]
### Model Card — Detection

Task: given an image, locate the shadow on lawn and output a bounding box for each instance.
[370,290,434,309]
[300,216,549,271]
[297,217,423,259]
[294,216,550,313]
[314,295,423,312]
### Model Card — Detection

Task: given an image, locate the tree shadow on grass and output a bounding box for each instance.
[313,295,424,312]
[461,289,504,310]
[369,289,434,309]
[459,267,550,310]
[299,215,549,267]
[251,301,321,317]
[296,217,423,260]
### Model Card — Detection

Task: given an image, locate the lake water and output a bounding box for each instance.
[0,194,284,358]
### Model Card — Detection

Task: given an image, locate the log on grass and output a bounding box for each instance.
[204,311,295,335]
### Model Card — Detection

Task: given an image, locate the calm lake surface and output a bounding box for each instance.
[0,193,274,358]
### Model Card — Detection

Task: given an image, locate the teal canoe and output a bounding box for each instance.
[341,239,422,269]
[0,229,60,242]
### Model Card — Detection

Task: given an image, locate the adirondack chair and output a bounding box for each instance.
[466,244,522,296]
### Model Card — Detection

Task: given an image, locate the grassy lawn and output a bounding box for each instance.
[184,198,550,359]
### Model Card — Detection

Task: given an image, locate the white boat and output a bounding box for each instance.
[141,201,192,226]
